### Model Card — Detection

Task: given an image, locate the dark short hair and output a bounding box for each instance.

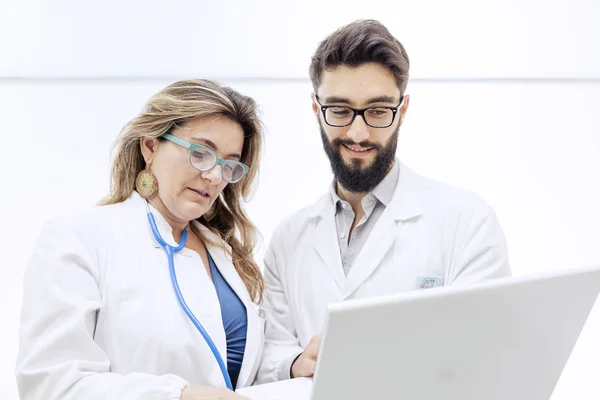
[309,19,410,95]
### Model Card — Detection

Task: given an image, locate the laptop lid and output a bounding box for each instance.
[310,265,600,400]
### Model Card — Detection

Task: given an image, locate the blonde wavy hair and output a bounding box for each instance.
[100,79,264,303]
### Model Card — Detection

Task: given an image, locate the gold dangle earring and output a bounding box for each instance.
[135,169,158,200]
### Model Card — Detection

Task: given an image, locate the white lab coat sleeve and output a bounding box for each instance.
[15,217,189,400]
[256,221,304,384]
[449,196,511,284]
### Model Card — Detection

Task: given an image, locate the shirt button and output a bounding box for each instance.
[342,203,348,209]
[340,232,347,239]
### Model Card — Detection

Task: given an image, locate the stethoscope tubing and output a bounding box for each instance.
[145,203,233,390]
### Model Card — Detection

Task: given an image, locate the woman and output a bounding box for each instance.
[16,80,265,399]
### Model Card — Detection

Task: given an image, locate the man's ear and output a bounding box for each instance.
[140,137,160,165]
[311,93,320,121]
[399,94,410,126]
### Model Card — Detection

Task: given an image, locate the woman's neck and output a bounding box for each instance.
[148,197,189,241]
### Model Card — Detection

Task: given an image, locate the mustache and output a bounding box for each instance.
[332,138,383,151]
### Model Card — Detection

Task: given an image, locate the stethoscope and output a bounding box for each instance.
[144,201,234,390]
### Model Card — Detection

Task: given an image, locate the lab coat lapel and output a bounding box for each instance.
[341,163,424,299]
[127,191,190,252]
[341,209,398,299]
[198,224,261,388]
[200,225,252,305]
[309,194,346,290]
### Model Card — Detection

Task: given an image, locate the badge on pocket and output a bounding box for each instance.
[417,276,444,289]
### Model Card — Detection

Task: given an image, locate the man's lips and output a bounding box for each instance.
[343,143,373,152]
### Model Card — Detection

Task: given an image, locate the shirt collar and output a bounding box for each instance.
[371,160,400,206]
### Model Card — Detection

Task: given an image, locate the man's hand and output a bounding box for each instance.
[291,335,321,378]
[180,386,248,400]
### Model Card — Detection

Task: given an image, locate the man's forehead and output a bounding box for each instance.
[317,64,401,106]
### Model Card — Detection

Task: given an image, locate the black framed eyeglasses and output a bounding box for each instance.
[315,95,404,128]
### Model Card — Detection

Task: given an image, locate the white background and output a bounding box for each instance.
[0,0,599,399]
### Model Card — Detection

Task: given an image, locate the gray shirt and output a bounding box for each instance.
[331,161,400,276]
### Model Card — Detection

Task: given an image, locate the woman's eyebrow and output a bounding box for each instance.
[191,137,241,159]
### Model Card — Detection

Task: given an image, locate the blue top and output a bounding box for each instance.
[208,252,248,388]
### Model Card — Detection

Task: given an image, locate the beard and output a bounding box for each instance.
[319,122,399,193]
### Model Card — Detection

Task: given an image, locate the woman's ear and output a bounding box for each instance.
[140,137,159,164]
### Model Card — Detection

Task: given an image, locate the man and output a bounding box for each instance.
[256,19,511,383]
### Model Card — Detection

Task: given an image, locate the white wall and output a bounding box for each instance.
[1,0,599,399]
[2,0,600,79]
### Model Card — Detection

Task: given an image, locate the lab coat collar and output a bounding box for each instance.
[307,160,424,291]
[127,192,237,283]
[127,191,233,254]
[309,159,424,221]
[126,191,185,250]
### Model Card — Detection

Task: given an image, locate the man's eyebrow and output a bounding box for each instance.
[190,137,241,159]
[322,95,399,106]
[323,96,352,105]
[364,95,399,105]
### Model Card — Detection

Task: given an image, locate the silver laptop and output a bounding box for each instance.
[239,265,600,400]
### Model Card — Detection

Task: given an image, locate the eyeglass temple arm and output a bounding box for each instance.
[161,133,191,149]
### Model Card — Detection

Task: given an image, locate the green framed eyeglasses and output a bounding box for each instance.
[161,133,249,183]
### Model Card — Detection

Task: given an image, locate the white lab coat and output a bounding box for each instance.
[16,191,265,400]
[257,162,511,383]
